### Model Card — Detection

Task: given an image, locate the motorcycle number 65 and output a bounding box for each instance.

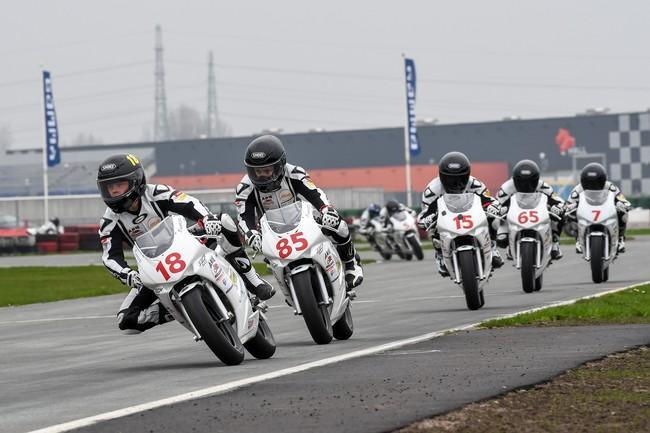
[276,232,309,259]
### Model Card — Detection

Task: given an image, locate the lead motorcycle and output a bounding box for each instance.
[576,189,619,283]
[506,192,553,293]
[434,193,493,310]
[133,215,276,365]
[260,201,354,345]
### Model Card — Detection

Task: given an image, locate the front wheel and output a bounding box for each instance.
[408,235,424,260]
[292,271,333,344]
[589,236,605,283]
[243,314,276,359]
[182,288,245,365]
[458,249,482,310]
[520,242,536,293]
[332,304,354,340]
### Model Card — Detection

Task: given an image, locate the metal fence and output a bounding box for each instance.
[0,188,385,226]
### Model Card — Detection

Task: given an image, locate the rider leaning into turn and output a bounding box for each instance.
[97,154,274,334]
[358,203,381,238]
[496,159,566,260]
[235,134,364,290]
[379,199,415,231]
[565,162,631,254]
[417,151,504,277]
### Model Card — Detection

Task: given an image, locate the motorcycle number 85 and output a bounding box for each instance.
[276,232,309,259]
[155,252,187,281]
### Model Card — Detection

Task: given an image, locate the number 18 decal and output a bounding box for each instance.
[276,232,309,259]
[155,252,187,281]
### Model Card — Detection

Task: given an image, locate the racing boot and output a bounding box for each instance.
[434,248,449,277]
[491,241,504,269]
[226,248,275,301]
[617,236,626,254]
[575,240,583,255]
[337,239,363,290]
[551,234,563,260]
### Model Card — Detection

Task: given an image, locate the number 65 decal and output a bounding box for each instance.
[276,232,309,259]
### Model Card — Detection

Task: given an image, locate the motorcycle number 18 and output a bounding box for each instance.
[156,252,187,281]
[276,232,309,259]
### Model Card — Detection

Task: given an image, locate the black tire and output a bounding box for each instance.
[243,315,276,359]
[520,242,536,293]
[590,236,605,283]
[182,288,245,365]
[332,304,354,340]
[458,249,482,310]
[408,236,424,260]
[292,271,333,344]
[380,250,392,260]
[534,273,543,292]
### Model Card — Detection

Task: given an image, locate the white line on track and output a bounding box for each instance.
[0,315,114,325]
[28,280,649,433]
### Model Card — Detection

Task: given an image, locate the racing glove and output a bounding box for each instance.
[125,270,143,291]
[321,206,341,229]
[246,230,262,253]
[201,214,222,237]
[485,203,501,219]
[418,213,437,230]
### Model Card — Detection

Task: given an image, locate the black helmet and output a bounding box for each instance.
[244,135,287,193]
[580,163,607,190]
[512,160,540,193]
[439,151,471,194]
[385,200,400,214]
[97,154,146,213]
[368,203,381,217]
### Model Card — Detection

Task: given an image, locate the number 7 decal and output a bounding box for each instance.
[592,210,601,221]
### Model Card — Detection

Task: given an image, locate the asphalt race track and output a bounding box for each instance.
[1,238,649,433]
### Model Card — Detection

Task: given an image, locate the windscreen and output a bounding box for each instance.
[515,192,542,210]
[135,217,175,258]
[443,193,475,214]
[583,189,609,206]
[265,201,303,234]
[392,212,408,222]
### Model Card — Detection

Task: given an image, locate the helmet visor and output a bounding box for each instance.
[97,171,141,206]
[440,172,470,194]
[245,162,284,191]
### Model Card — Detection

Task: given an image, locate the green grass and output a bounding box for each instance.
[627,228,650,236]
[0,260,376,307]
[481,284,650,328]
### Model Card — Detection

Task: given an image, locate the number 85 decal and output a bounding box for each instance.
[276,232,309,259]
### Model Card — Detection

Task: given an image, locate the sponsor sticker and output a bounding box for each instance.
[100,163,116,172]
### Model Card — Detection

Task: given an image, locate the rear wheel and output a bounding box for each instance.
[590,236,605,283]
[292,271,333,344]
[182,288,244,365]
[243,315,276,359]
[520,242,536,293]
[408,236,424,260]
[458,249,482,310]
[332,304,354,340]
[379,250,392,260]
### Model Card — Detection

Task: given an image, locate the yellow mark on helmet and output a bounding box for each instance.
[126,154,140,166]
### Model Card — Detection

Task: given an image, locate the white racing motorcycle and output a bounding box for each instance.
[363,218,394,261]
[260,201,354,345]
[506,192,553,293]
[576,189,619,283]
[435,193,493,310]
[386,210,424,261]
[133,215,276,365]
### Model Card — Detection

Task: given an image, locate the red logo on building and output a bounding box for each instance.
[555,128,576,155]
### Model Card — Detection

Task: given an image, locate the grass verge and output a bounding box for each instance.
[481,284,650,328]
[0,260,376,307]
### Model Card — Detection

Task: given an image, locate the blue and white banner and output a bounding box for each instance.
[42,70,60,167]
[404,57,420,157]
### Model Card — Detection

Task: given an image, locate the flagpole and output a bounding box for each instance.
[41,70,49,223]
[402,54,413,207]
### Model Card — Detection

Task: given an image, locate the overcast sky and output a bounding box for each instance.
[1,0,649,150]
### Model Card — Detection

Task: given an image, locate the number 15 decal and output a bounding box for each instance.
[276,232,309,259]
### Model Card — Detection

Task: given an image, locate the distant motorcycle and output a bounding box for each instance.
[386,210,424,261]
[362,219,394,260]
[506,192,553,293]
[434,193,493,310]
[260,201,354,345]
[133,215,276,365]
[576,189,619,283]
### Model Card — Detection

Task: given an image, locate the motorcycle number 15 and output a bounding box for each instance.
[155,252,187,281]
[454,214,474,230]
[276,231,309,259]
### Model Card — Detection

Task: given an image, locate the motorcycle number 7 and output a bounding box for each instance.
[592,210,601,221]
[155,252,187,281]
[276,232,309,259]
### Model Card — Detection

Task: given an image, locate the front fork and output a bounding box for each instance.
[584,232,609,261]
[515,238,541,269]
[451,245,485,283]
[287,266,332,316]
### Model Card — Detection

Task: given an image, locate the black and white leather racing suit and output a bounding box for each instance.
[100,184,267,333]
[417,176,503,273]
[496,178,566,258]
[235,163,363,289]
[565,181,631,253]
